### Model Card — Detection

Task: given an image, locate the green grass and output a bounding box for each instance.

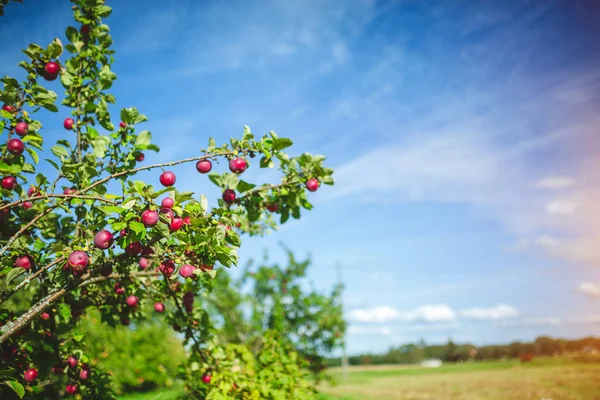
[320,358,600,400]
[117,358,600,400]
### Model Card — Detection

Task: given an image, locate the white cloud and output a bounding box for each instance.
[347,325,392,336]
[576,282,600,298]
[347,306,400,323]
[545,198,579,215]
[403,304,457,323]
[536,176,575,190]
[459,304,520,320]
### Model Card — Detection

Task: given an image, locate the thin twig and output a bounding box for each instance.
[0,194,115,212]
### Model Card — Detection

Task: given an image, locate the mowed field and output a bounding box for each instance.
[118,358,600,400]
[318,358,600,400]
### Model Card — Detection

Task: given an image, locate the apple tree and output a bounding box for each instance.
[0,0,334,398]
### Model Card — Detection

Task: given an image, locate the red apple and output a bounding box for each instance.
[94,230,114,250]
[154,302,165,313]
[119,121,126,128]
[66,384,78,395]
[141,209,159,227]
[306,178,319,192]
[229,158,247,174]
[24,368,38,382]
[63,118,74,130]
[266,203,278,212]
[222,189,236,204]
[1,176,17,190]
[170,217,184,232]
[196,159,212,174]
[159,260,175,276]
[1,104,16,113]
[68,251,88,271]
[134,152,144,162]
[126,295,138,307]
[202,374,211,384]
[125,241,142,256]
[179,264,195,278]
[41,312,50,320]
[183,216,191,225]
[114,282,125,295]
[44,61,60,75]
[7,138,24,155]
[159,171,176,187]
[67,356,78,368]
[139,257,150,270]
[161,197,174,209]
[15,122,28,136]
[14,255,33,270]
[79,368,90,380]
[52,364,64,375]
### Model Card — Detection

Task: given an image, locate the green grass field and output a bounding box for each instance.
[119,358,600,400]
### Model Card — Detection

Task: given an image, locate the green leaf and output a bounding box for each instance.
[237,180,256,193]
[58,303,71,321]
[51,145,68,159]
[120,107,139,124]
[5,267,24,285]
[122,198,137,209]
[272,138,293,151]
[92,136,111,158]
[45,158,60,170]
[4,380,24,399]
[95,5,112,17]
[25,147,39,164]
[99,205,125,215]
[129,221,145,236]
[208,173,223,188]
[47,38,63,58]
[200,194,208,215]
[60,70,74,86]
[135,131,151,148]
[65,26,78,43]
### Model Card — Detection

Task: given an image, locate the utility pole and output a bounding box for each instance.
[337,262,349,381]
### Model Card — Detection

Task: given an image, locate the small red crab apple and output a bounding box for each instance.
[15,121,28,136]
[14,255,33,270]
[134,152,144,162]
[7,138,24,155]
[139,257,150,269]
[51,364,64,375]
[196,159,212,173]
[44,61,60,75]
[202,374,211,384]
[1,176,17,190]
[161,197,174,209]
[79,368,90,380]
[114,282,125,295]
[63,117,74,130]
[1,104,15,113]
[229,157,248,174]
[41,312,50,320]
[119,121,126,128]
[306,178,319,192]
[222,189,236,204]
[183,216,191,225]
[68,251,89,271]
[170,217,184,232]
[154,302,165,313]
[126,295,138,307]
[63,187,77,195]
[159,171,176,187]
[66,384,78,395]
[179,264,195,278]
[141,209,159,227]
[67,356,78,368]
[24,368,38,382]
[266,203,278,212]
[125,241,142,256]
[94,230,114,250]
[159,260,175,276]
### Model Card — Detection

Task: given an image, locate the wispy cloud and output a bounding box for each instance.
[348,304,519,324]
[576,282,600,298]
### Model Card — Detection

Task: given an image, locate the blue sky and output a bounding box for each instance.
[2,0,600,354]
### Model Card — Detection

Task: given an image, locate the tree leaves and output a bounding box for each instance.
[3,380,24,398]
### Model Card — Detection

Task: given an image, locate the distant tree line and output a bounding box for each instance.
[328,336,600,366]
